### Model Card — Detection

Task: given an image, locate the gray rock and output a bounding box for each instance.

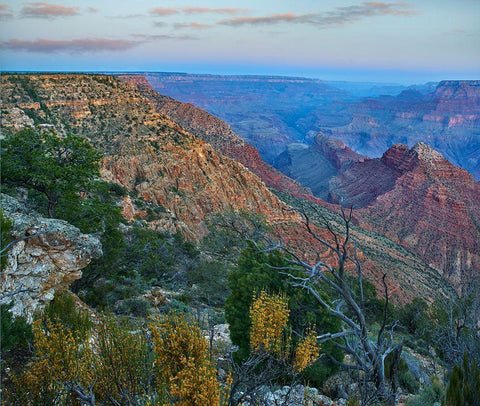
[402,351,431,386]
[1,194,102,321]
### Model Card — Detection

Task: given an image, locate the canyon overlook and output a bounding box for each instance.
[1,73,473,304]
[149,75,480,181]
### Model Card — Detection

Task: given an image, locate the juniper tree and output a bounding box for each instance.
[1,129,101,218]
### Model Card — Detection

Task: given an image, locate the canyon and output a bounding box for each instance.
[278,133,480,295]
[2,73,472,305]
[147,74,480,181]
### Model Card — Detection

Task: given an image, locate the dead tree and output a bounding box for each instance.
[249,207,402,405]
[228,349,299,406]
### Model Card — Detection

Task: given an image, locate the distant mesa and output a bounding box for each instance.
[280,132,480,295]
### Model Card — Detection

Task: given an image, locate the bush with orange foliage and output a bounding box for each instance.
[6,306,227,405]
[249,290,320,369]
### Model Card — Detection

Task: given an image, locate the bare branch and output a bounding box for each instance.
[260,205,400,405]
[0,287,34,302]
[0,230,49,256]
[316,330,357,342]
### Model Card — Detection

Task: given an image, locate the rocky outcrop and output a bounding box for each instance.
[276,133,365,200]
[433,80,480,115]
[0,73,457,304]
[1,194,102,321]
[275,133,479,295]
[0,107,35,133]
[143,72,349,164]
[322,81,480,179]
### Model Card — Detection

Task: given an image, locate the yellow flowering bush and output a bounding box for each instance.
[249,290,321,374]
[249,290,291,357]
[294,327,321,372]
[7,308,229,405]
[8,317,96,405]
[150,314,222,405]
[95,317,152,404]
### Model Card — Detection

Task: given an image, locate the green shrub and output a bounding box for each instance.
[1,209,13,270]
[398,298,429,336]
[185,260,230,306]
[1,129,101,219]
[399,370,420,394]
[43,290,92,340]
[346,397,360,406]
[114,298,150,318]
[405,378,444,406]
[158,299,192,315]
[1,303,32,353]
[445,353,480,406]
[225,246,343,386]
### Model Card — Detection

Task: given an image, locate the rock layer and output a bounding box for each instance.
[276,133,365,200]
[333,143,480,294]
[118,75,311,197]
[321,80,480,179]
[0,73,457,303]
[277,131,480,295]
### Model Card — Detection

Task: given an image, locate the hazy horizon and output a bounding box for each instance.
[1,68,476,86]
[1,0,479,84]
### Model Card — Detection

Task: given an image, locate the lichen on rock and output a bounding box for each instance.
[1,194,102,322]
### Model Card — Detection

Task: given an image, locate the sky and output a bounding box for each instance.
[0,0,479,83]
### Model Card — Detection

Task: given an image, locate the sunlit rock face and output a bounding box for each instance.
[118,74,311,197]
[322,80,480,180]
[276,133,480,296]
[1,194,102,322]
[1,73,465,305]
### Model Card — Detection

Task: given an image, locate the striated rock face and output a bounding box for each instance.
[143,72,349,164]
[0,107,35,133]
[433,80,480,114]
[1,73,294,240]
[276,133,365,200]
[322,80,480,179]
[1,194,102,321]
[118,75,311,197]
[332,143,480,294]
[277,132,479,295]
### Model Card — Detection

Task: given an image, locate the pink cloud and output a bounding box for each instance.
[20,2,80,18]
[220,2,416,27]
[0,3,13,20]
[131,33,199,41]
[150,7,178,16]
[0,38,139,53]
[174,22,210,29]
[220,13,298,26]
